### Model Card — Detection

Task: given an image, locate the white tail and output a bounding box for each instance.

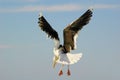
[67,53,82,64]
[57,53,82,65]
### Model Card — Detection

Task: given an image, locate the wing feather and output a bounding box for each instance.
[38,14,60,49]
[38,14,59,41]
[63,9,93,52]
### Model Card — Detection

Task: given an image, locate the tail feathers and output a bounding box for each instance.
[57,53,82,65]
[67,53,82,64]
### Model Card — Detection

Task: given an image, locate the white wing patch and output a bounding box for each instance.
[54,39,60,50]
[74,33,78,49]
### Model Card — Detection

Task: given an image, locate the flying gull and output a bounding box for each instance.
[38,9,93,76]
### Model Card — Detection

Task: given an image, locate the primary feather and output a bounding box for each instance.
[63,9,93,52]
[38,14,59,41]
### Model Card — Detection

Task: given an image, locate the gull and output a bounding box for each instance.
[38,9,93,76]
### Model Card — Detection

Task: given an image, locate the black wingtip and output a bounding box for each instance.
[87,8,93,17]
[89,8,93,12]
[38,12,43,23]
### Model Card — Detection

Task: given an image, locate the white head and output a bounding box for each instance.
[52,45,63,68]
[53,55,59,68]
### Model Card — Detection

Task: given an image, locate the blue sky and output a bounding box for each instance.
[0,0,120,80]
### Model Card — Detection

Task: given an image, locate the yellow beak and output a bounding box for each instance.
[53,56,59,68]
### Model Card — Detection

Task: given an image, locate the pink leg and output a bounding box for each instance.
[58,64,64,76]
[67,65,71,76]
[58,70,63,76]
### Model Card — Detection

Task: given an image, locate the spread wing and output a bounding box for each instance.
[38,13,60,49]
[63,9,93,52]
